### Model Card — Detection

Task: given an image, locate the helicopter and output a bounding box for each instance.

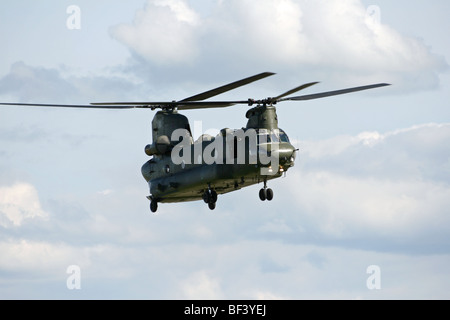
[0,72,390,212]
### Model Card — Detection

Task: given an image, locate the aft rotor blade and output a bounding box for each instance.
[280,83,391,102]
[274,82,320,100]
[177,102,236,110]
[180,72,275,102]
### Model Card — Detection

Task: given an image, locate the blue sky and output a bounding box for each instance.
[1,0,449,299]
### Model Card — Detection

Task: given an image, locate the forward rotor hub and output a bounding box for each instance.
[247,98,278,107]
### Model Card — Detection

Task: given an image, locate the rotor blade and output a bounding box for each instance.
[90,83,391,109]
[0,102,136,109]
[280,83,391,102]
[90,101,236,110]
[274,82,320,100]
[180,72,275,102]
[0,101,236,110]
[89,72,276,110]
[91,102,173,107]
[177,102,236,110]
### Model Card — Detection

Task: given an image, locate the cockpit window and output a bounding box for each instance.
[257,129,290,143]
[257,129,270,144]
[271,131,280,143]
[279,129,290,143]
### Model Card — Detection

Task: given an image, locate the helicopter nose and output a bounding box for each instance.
[275,143,297,166]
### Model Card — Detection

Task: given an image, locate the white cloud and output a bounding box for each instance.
[210,0,307,63]
[0,62,78,103]
[288,171,450,239]
[180,271,224,299]
[0,61,150,103]
[299,123,450,181]
[110,0,201,65]
[110,0,447,90]
[0,183,48,227]
[0,240,87,273]
[284,123,450,251]
[1,124,450,299]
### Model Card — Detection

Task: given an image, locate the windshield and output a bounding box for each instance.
[257,129,290,143]
[279,129,290,143]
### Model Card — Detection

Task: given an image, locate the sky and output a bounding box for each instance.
[0,0,449,300]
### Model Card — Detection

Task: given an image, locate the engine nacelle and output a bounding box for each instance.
[145,135,171,156]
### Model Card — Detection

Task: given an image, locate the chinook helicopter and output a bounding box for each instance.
[0,72,389,212]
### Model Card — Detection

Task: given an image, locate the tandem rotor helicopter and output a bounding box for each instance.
[0,72,389,212]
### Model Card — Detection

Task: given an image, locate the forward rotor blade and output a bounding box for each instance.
[280,83,391,102]
[274,82,319,100]
[90,101,236,110]
[91,102,173,107]
[0,101,236,110]
[0,102,136,109]
[180,72,275,102]
[90,72,276,110]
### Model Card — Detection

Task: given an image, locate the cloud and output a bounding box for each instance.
[0,61,147,103]
[180,271,223,299]
[1,123,450,299]
[0,62,78,103]
[110,0,201,66]
[300,123,450,182]
[282,123,450,253]
[2,1,446,104]
[0,183,48,227]
[0,240,88,275]
[110,0,448,90]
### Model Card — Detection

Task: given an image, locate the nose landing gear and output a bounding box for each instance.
[259,180,274,201]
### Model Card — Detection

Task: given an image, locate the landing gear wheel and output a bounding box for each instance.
[259,179,274,202]
[202,192,210,204]
[204,188,218,210]
[210,190,218,204]
[203,189,217,203]
[150,200,158,213]
[259,188,267,201]
[208,201,216,210]
[266,188,274,201]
